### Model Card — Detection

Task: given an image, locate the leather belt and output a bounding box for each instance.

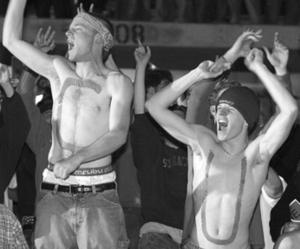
[41,182,116,194]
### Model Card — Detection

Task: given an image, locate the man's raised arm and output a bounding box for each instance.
[245,48,298,160]
[145,61,225,147]
[3,0,56,79]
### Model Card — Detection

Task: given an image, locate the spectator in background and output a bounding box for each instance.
[216,0,261,24]
[34,0,73,18]
[264,0,300,25]
[0,203,29,248]
[270,168,300,248]
[0,62,30,205]
[16,144,36,247]
[142,0,186,22]
[131,41,188,249]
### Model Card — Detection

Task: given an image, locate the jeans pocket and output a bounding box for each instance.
[97,189,120,207]
[36,191,52,208]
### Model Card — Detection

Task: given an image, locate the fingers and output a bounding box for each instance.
[274,32,288,51]
[47,30,56,44]
[137,38,142,47]
[262,46,271,59]
[44,26,52,40]
[146,46,151,55]
[49,40,56,51]
[242,28,263,43]
[89,3,94,12]
[35,28,43,41]
[77,3,85,13]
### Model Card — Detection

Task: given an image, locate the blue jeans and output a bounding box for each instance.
[34,188,129,249]
[138,232,181,249]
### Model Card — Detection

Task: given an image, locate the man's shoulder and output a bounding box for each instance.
[106,71,133,96]
[53,56,75,70]
[107,70,132,84]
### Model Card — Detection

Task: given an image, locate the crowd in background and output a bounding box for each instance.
[0,0,299,25]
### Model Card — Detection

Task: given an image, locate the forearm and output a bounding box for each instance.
[72,129,128,165]
[264,168,283,199]
[147,68,204,110]
[276,71,292,94]
[17,69,36,100]
[3,0,26,47]
[133,63,147,114]
[0,83,14,98]
[186,78,218,125]
[254,64,297,115]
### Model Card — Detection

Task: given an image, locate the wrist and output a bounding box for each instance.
[222,50,236,64]
[194,67,206,81]
[275,67,287,76]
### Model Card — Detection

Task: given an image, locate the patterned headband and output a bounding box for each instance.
[75,12,114,51]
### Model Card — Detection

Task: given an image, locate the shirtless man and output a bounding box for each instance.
[145,48,298,249]
[3,0,133,248]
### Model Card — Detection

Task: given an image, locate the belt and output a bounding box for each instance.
[41,182,116,194]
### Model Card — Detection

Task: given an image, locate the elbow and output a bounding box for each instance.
[283,100,299,124]
[2,38,10,49]
[2,35,14,51]
[290,103,299,123]
[145,99,156,114]
[145,100,151,112]
[116,128,129,148]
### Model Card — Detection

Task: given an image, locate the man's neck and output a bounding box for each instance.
[221,134,249,156]
[76,59,108,79]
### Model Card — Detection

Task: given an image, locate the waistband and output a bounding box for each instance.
[41,181,116,194]
[48,163,113,176]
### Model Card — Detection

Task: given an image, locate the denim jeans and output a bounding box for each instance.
[34,188,129,249]
[138,232,181,249]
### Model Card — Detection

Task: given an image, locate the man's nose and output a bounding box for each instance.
[66,30,72,37]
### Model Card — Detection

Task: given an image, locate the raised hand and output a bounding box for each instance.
[33,26,56,54]
[244,48,264,72]
[263,33,289,71]
[197,60,226,79]
[77,3,94,13]
[134,38,151,66]
[226,29,263,61]
[0,64,10,84]
[0,63,15,97]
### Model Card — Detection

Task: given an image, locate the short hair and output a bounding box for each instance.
[145,68,173,89]
[208,79,241,106]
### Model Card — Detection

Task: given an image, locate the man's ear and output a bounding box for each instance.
[210,105,216,116]
[94,33,102,44]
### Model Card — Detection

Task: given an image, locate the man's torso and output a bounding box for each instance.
[190,141,268,249]
[48,58,116,169]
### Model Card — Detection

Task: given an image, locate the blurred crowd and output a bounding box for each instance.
[0,0,299,25]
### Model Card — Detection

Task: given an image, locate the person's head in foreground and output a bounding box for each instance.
[66,10,114,62]
[215,86,260,141]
